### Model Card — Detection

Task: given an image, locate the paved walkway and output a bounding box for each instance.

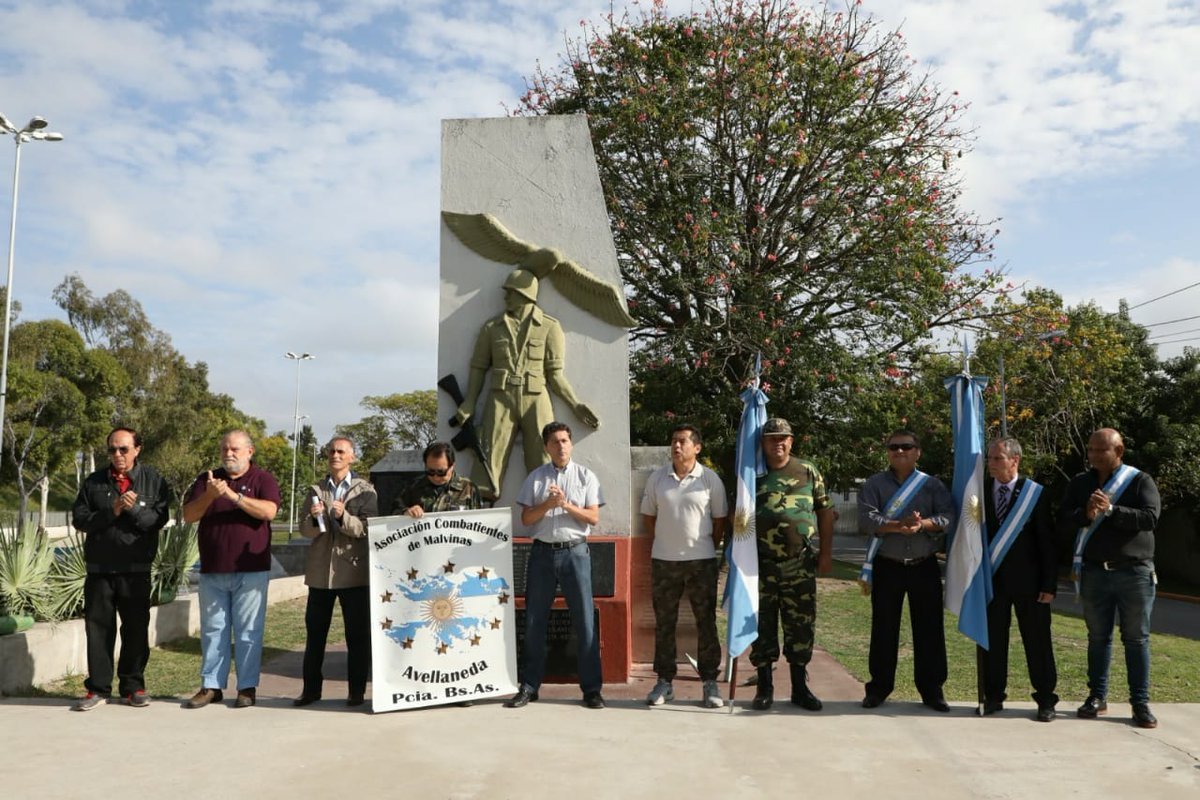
[4,655,1198,799]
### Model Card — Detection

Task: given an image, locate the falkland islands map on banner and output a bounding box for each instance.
[368,508,518,712]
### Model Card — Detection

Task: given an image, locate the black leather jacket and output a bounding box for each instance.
[72,462,172,573]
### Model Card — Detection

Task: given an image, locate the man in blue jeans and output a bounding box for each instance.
[182,430,281,709]
[1060,428,1160,728]
[505,421,605,709]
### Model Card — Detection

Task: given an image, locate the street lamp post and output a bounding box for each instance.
[0,114,63,466]
[998,330,1067,437]
[285,352,314,535]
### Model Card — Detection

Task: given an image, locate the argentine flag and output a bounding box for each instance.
[943,372,992,649]
[723,379,767,668]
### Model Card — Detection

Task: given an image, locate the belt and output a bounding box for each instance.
[882,554,932,567]
[1086,556,1149,571]
[533,539,583,550]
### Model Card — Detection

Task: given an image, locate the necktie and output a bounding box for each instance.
[995,484,1010,523]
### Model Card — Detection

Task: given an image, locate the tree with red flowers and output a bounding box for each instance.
[516,0,1005,483]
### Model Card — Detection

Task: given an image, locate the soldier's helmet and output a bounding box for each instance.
[503,269,539,302]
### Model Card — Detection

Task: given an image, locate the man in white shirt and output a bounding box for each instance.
[505,422,606,709]
[640,425,728,708]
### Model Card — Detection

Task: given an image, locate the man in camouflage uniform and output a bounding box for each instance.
[751,417,834,711]
[393,441,482,517]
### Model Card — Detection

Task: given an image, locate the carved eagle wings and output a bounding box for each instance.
[442,211,636,329]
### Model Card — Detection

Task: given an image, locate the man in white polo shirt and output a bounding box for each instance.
[505,421,606,710]
[641,425,728,708]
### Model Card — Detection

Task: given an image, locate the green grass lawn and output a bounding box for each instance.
[815,567,1200,704]
[21,596,329,700]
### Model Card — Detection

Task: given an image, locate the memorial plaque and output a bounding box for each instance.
[511,540,616,597]
[515,607,602,682]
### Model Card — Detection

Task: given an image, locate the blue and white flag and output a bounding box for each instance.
[943,372,992,649]
[723,373,767,667]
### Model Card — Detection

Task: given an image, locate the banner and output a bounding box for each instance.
[368,508,518,712]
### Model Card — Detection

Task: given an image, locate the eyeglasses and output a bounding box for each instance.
[426,468,450,477]
[886,443,916,452]
[107,446,132,455]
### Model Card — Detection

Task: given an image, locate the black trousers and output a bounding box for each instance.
[83,572,152,697]
[984,585,1058,708]
[302,586,371,696]
[865,556,947,700]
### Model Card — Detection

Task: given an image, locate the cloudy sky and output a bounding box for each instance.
[1,0,1197,441]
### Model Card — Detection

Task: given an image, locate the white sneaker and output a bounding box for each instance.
[702,680,724,708]
[646,679,674,706]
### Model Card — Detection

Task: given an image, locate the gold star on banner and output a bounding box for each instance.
[442,561,455,574]
[470,634,482,646]
[406,567,419,581]
[380,617,393,630]
[380,591,393,603]
[489,618,502,630]
[436,642,449,655]
[477,567,490,579]
[401,636,414,649]
[497,592,510,605]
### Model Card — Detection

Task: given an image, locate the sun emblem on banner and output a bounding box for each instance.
[422,592,465,636]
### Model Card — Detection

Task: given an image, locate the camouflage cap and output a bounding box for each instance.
[762,418,793,437]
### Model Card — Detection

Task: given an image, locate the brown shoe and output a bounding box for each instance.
[234,688,257,708]
[185,688,223,709]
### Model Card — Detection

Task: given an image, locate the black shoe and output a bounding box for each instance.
[922,696,951,713]
[234,688,256,708]
[751,666,774,711]
[1036,706,1056,723]
[346,693,365,707]
[293,694,321,707]
[861,694,885,709]
[505,687,538,708]
[185,688,223,709]
[583,691,605,709]
[982,699,1003,716]
[1077,695,1107,718]
[789,664,822,711]
[1132,703,1158,729]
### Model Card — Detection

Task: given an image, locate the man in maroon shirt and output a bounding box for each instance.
[182,430,281,709]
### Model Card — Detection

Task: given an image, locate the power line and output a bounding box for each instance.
[1150,336,1200,346]
[1141,314,1200,328]
[1128,279,1200,311]
[1148,326,1200,340]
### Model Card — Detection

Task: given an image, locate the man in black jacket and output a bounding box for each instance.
[1060,428,1160,729]
[70,427,172,710]
[981,437,1058,721]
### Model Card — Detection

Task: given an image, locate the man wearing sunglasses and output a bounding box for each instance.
[70,427,172,711]
[858,430,954,712]
[393,441,482,518]
[294,437,379,708]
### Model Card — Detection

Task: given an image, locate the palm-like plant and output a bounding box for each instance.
[151,522,199,605]
[48,530,87,621]
[0,523,56,624]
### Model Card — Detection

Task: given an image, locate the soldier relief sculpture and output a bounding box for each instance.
[441,212,635,501]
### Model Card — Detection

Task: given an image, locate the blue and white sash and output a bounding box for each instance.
[988,479,1043,574]
[859,470,930,586]
[1072,464,1140,592]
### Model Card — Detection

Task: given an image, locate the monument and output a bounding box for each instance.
[438,116,635,681]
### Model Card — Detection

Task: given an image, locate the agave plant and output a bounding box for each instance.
[151,522,199,605]
[48,530,88,621]
[0,523,56,622]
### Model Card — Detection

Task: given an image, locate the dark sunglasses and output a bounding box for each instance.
[107,446,133,455]
[886,443,916,452]
[426,468,450,477]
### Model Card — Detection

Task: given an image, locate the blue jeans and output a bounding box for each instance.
[1080,561,1155,704]
[199,571,270,691]
[520,542,602,694]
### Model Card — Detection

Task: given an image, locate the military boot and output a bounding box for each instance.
[790,663,822,711]
[751,666,774,710]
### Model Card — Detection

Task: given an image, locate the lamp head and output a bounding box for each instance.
[25,117,48,131]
